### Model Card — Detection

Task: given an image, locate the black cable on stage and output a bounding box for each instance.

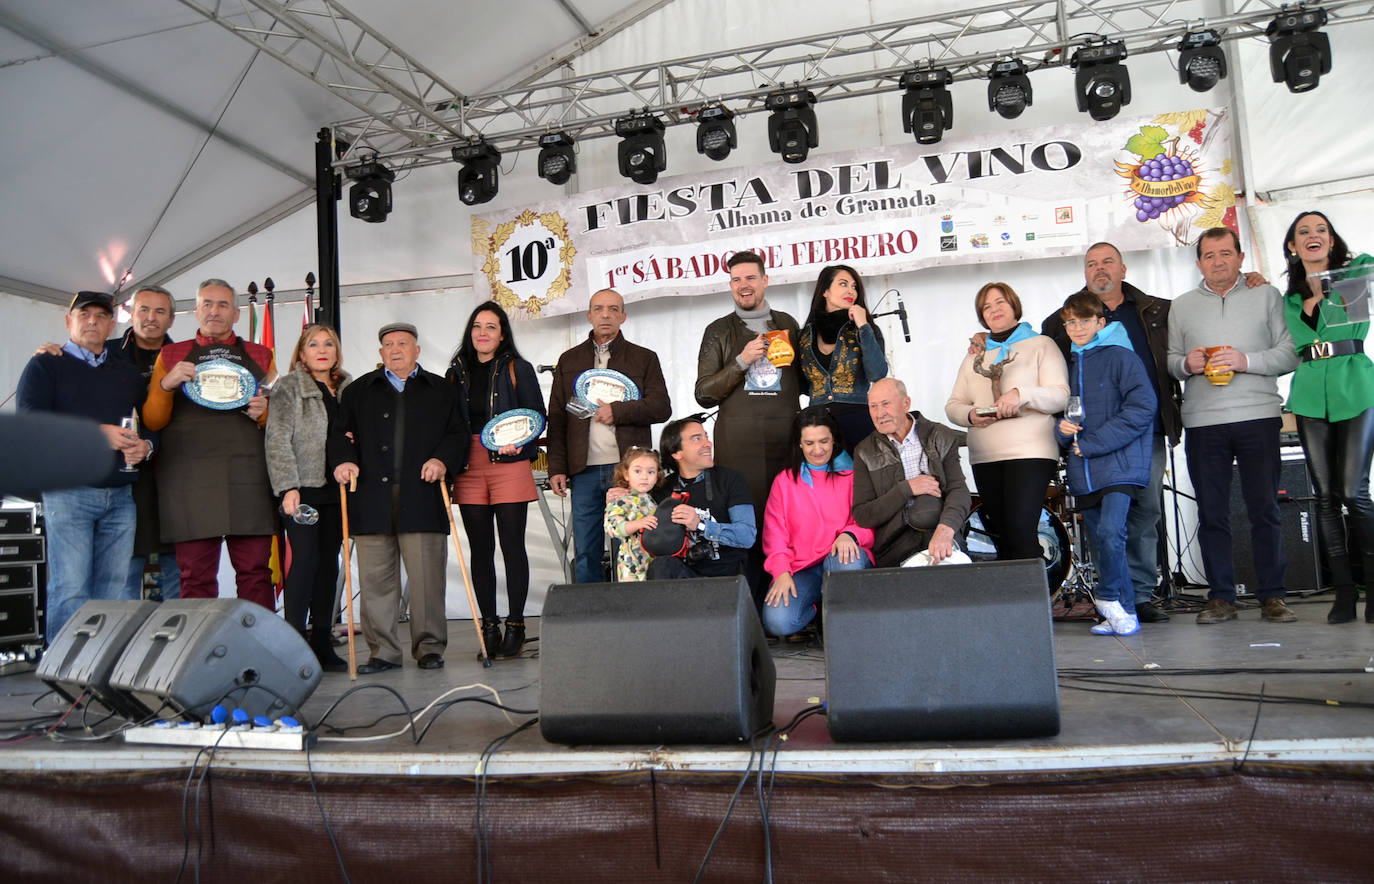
[692,724,770,884]
[759,703,827,883]
[413,696,537,744]
[175,745,212,884]
[318,694,535,736]
[305,739,352,884]
[1236,682,1267,771]
[649,768,662,871]
[311,683,417,738]
[474,717,539,884]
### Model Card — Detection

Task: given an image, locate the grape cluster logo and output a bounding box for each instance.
[1115,110,1236,245]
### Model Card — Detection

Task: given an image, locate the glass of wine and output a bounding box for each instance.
[119,409,140,473]
[1064,396,1085,447]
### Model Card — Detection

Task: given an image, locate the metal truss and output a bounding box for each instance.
[183,0,1374,173]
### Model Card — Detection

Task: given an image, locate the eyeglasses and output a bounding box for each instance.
[1063,318,1101,329]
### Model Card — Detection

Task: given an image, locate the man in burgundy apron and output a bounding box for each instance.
[143,278,277,608]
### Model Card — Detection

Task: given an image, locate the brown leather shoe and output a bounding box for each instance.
[1195,599,1237,624]
[1260,597,1297,622]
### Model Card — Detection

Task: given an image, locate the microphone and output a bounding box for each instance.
[870,291,911,343]
[536,364,556,374]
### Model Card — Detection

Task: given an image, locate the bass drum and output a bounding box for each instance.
[962,503,1072,594]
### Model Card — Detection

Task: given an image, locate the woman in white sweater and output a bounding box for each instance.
[946,282,1069,563]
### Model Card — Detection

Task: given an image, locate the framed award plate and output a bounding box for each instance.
[481,408,545,451]
[182,359,258,410]
[574,368,640,405]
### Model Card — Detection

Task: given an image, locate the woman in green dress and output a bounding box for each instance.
[1282,210,1374,623]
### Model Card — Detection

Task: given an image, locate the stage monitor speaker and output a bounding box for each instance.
[823,560,1060,742]
[36,599,158,721]
[108,599,322,721]
[539,576,776,745]
[1230,451,1320,593]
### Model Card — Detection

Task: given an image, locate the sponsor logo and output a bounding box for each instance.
[1000,231,1013,244]
[940,235,958,251]
[1025,232,1037,241]
[940,214,954,233]
[1055,206,1074,224]
[992,214,1007,225]
[970,233,990,249]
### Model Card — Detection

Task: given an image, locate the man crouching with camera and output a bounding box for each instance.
[645,415,755,580]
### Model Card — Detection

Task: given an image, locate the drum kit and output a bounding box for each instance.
[961,465,1098,613]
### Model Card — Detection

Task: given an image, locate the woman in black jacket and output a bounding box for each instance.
[447,301,546,657]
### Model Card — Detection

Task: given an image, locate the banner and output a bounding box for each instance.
[471,108,1237,319]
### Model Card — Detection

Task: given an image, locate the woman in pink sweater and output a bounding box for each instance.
[762,407,875,637]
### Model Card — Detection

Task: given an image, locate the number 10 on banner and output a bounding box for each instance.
[476,209,577,318]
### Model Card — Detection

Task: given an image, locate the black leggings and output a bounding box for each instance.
[459,502,530,620]
[972,458,1056,562]
[1297,407,1374,564]
[281,497,342,646]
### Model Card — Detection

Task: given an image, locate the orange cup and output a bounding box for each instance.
[1204,346,1234,386]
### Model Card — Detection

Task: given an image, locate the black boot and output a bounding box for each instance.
[1325,554,1358,623]
[499,618,526,658]
[1328,586,1358,624]
[309,627,348,673]
[478,617,502,660]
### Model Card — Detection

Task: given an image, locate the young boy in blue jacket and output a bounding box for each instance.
[1055,293,1157,636]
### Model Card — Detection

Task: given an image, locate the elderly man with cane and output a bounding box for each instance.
[330,322,468,673]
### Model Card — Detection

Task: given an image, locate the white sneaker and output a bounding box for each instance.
[1091,600,1139,636]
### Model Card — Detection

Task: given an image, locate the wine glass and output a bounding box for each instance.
[119,409,140,473]
[1064,396,1085,447]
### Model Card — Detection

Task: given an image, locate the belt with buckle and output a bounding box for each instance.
[1302,340,1363,362]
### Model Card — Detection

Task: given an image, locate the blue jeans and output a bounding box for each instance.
[41,485,137,640]
[762,550,871,637]
[125,553,182,601]
[1125,435,1166,604]
[1082,491,1133,606]
[570,464,616,584]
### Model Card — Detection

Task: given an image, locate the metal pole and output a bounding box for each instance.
[314,127,341,333]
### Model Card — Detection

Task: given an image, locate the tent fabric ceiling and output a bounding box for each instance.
[0,0,647,301]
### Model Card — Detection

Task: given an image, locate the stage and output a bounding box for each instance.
[2,593,1372,882]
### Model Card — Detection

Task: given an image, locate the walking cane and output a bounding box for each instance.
[440,481,493,667]
[338,477,359,680]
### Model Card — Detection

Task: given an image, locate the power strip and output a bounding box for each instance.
[124,723,315,751]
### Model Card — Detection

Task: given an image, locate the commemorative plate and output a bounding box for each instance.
[481,408,545,451]
[574,368,640,405]
[182,359,258,410]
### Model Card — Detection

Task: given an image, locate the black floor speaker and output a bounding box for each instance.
[1230,450,1320,593]
[823,560,1060,742]
[539,576,776,745]
[108,598,322,721]
[37,600,158,720]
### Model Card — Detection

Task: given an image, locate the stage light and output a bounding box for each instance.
[1070,40,1131,122]
[1177,29,1227,92]
[765,88,818,164]
[452,140,501,206]
[987,58,1033,120]
[345,160,394,223]
[537,132,576,186]
[615,112,666,185]
[1266,6,1331,93]
[695,104,737,162]
[901,68,953,143]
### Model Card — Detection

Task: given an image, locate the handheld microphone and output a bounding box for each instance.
[536,364,556,374]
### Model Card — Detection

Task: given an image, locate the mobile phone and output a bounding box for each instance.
[975,407,998,417]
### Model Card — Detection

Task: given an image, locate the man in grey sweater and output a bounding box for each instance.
[1168,227,1299,624]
